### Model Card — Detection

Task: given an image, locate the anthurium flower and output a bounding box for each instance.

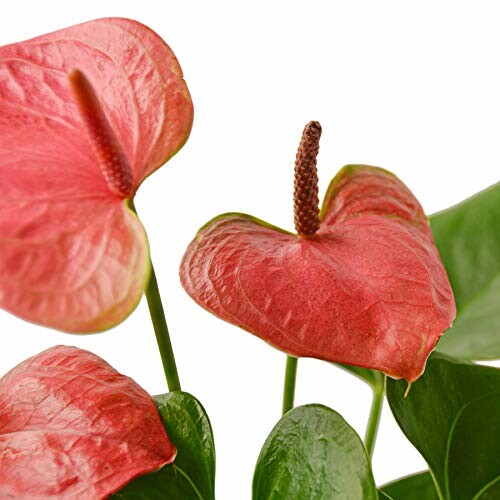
[0,18,193,332]
[180,122,456,381]
[0,345,176,499]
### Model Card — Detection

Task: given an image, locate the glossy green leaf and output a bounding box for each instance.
[252,404,377,499]
[111,466,203,499]
[430,183,500,359]
[380,471,438,499]
[387,353,500,500]
[113,391,215,499]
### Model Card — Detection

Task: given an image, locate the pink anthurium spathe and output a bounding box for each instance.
[180,122,456,381]
[0,345,176,499]
[0,18,193,332]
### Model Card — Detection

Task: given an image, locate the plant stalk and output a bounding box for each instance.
[144,261,181,392]
[282,355,298,414]
[130,200,181,392]
[364,376,385,457]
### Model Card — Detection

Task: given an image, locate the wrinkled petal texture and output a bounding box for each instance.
[0,18,193,331]
[180,166,456,381]
[0,346,176,499]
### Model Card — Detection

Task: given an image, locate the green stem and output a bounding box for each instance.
[130,200,181,392]
[364,376,385,457]
[145,261,181,391]
[282,356,298,415]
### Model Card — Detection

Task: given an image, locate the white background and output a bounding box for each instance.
[1,1,500,498]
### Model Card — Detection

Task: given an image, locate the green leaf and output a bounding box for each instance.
[430,183,500,359]
[252,404,377,499]
[154,392,216,499]
[380,471,439,499]
[111,465,204,499]
[113,391,215,499]
[387,353,500,500]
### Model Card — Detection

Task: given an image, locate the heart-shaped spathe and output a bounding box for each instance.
[180,165,456,381]
[0,345,176,499]
[0,18,193,332]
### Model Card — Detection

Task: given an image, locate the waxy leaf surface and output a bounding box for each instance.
[0,345,176,499]
[381,471,439,500]
[252,404,377,499]
[387,352,500,500]
[181,166,455,381]
[113,391,216,499]
[430,182,500,359]
[0,18,193,332]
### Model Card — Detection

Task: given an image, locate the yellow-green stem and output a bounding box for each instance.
[144,261,181,392]
[130,200,181,392]
[282,356,298,414]
[364,376,385,457]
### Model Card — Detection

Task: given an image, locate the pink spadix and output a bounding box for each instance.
[293,121,321,237]
[69,69,135,199]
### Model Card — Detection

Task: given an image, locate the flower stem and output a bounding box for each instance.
[130,200,181,392]
[145,261,181,392]
[282,355,298,414]
[364,376,385,457]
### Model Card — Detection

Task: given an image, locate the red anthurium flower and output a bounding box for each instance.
[0,18,193,332]
[0,345,176,499]
[180,122,456,381]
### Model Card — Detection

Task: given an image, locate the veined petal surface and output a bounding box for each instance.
[181,166,455,381]
[0,199,148,332]
[0,346,176,499]
[0,17,193,185]
[0,18,193,331]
